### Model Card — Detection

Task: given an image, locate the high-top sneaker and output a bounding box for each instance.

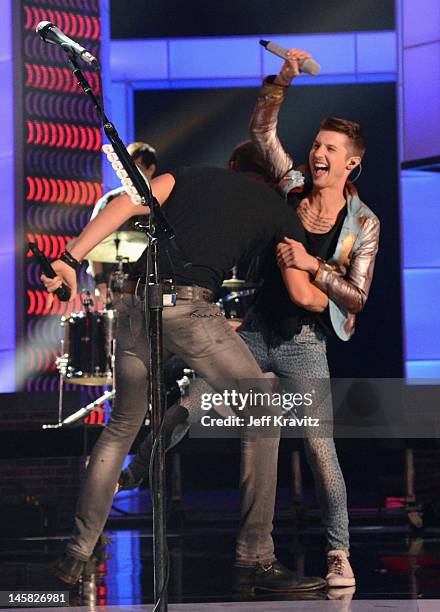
[326,550,355,587]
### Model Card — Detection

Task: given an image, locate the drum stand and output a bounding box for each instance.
[44,289,117,430]
[42,389,116,430]
[57,339,65,426]
[43,329,116,430]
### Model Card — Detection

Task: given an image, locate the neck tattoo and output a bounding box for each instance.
[297,199,342,233]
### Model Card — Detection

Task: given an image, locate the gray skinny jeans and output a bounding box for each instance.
[66,295,279,566]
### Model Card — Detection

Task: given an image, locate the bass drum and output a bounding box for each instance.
[62,310,116,386]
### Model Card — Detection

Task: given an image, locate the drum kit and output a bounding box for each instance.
[44,230,146,429]
[216,266,258,321]
[43,235,258,429]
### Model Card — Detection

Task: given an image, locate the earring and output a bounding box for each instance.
[349,162,362,183]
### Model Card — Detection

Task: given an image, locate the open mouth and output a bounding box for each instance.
[313,163,329,178]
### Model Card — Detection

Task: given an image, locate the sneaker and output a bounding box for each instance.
[326,550,355,588]
[328,585,356,610]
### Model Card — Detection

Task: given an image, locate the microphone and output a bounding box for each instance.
[259,40,321,76]
[35,21,98,66]
[28,242,71,302]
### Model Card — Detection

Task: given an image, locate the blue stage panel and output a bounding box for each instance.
[403,0,440,47]
[406,360,440,379]
[110,39,169,81]
[401,171,440,268]
[403,41,440,161]
[110,33,397,85]
[356,31,397,73]
[0,349,16,393]
[0,0,16,391]
[169,37,261,79]
[404,269,440,360]
[0,253,15,349]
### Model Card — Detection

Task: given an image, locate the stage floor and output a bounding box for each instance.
[1,599,440,611]
[1,516,440,610]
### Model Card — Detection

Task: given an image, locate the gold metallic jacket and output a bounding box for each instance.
[250,78,380,341]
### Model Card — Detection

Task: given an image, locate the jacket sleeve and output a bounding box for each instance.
[313,217,380,314]
[249,77,294,180]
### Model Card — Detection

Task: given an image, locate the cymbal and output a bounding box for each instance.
[222,277,246,288]
[86,231,148,263]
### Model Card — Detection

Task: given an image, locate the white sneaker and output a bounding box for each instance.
[327,586,356,611]
[326,550,356,588]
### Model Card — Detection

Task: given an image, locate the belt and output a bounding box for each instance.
[122,280,213,302]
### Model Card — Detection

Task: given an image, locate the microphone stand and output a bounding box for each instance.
[66,55,170,611]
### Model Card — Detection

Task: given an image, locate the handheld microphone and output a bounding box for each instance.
[35,21,98,66]
[28,242,71,302]
[259,40,321,76]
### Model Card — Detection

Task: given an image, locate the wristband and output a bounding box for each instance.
[60,249,80,271]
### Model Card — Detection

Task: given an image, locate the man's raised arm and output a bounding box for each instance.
[249,48,311,180]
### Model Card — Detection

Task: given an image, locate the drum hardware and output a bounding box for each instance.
[134,221,149,232]
[44,291,118,430]
[176,368,196,398]
[108,256,129,297]
[217,287,257,320]
[161,358,196,407]
[57,338,66,426]
[222,265,246,289]
[42,389,115,429]
[81,289,94,313]
[47,294,192,430]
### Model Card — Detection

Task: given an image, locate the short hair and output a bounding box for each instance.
[228,140,274,182]
[127,141,157,168]
[319,117,366,157]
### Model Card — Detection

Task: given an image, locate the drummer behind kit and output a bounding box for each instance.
[86,228,148,299]
[89,141,157,304]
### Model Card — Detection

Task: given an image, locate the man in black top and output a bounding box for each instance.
[42,164,327,593]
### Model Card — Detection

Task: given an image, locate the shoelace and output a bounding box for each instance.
[328,555,346,575]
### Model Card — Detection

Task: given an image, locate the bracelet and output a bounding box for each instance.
[60,249,81,271]
[94,273,106,285]
[311,257,323,278]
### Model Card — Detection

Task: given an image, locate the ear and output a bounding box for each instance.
[346,156,361,171]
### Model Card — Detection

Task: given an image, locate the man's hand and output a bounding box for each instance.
[40,259,77,307]
[274,48,312,86]
[277,238,319,275]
